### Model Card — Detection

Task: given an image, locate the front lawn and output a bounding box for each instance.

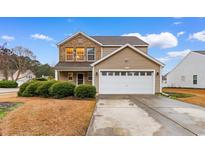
[0,93,96,136]
[164,92,194,99]
[163,88,205,107]
[0,102,22,119]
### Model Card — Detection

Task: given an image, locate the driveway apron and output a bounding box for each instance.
[87,95,205,136]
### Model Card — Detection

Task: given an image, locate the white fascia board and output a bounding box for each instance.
[91,44,164,67]
[57,32,103,46]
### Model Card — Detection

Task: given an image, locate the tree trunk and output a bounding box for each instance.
[15,70,21,81]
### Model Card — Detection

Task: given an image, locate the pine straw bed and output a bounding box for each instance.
[0,93,96,136]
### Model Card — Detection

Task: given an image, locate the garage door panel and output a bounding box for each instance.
[99,70,154,94]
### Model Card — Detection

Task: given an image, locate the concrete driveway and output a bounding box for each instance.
[87,95,205,136]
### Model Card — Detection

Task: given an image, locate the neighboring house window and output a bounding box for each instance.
[87,48,95,61]
[88,72,92,81]
[76,48,85,61]
[66,48,74,61]
[181,76,185,82]
[193,75,197,85]
[68,73,73,81]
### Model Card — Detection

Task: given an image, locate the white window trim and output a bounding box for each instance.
[76,47,86,61]
[193,75,198,85]
[88,72,92,81]
[87,47,96,62]
[65,48,74,61]
[92,67,95,86]
[68,72,73,81]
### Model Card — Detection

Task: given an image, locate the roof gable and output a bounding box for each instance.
[57,32,149,47]
[91,44,164,67]
[167,51,205,75]
[57,32,103,46]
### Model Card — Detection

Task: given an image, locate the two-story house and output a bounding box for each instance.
[55,32,164,94]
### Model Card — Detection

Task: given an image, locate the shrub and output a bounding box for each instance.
[0,80,18,88]
[34,77,47,81]
[36,80,57,97]
[75,84,96,98]
[22,81,42,97]
[18,81,32,96]
[49,81,75,98]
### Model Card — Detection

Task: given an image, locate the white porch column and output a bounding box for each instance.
[55,70,58,80]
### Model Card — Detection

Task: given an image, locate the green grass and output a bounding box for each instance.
[0,102,23,119]
[164,92,195,99]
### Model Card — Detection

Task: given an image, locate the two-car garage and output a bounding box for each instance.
[91,44,164,95]
[99,70,155,94]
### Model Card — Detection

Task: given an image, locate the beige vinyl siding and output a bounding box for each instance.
[93,47,161,93]
[102,46,148,57]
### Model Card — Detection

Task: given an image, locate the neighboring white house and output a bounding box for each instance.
[166,51,205,88]
[8,70,36,86]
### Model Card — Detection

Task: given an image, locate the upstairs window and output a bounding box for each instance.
[193,75,197,85]
[87,48,95,61]
[65,48,74,61]
[76,48,85,61]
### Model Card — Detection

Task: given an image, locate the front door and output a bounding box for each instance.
[77,73,84,85]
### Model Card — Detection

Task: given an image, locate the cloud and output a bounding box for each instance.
[122,32,178,49]
[1,35,15,41]
[157,57,170,63]
[167,49,191,58]
[173,22,182,25]
[157,49,191,63]
[31,33,53,41]
[189,30,205,42]
[177,31,185,37]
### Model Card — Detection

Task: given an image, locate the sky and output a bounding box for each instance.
[0,17,205,73]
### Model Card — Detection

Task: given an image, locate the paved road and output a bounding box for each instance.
[0,88,19,95]
[87,95,205,136]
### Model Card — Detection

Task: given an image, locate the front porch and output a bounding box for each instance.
[54,62,93,85]
[56,71,92,85]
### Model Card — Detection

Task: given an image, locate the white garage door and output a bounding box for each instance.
[99,70,155,94]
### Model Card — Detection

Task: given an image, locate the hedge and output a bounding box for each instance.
[49,81,75,98]
[22,81,42,97]
[36,80,57,97]
[75,84,96,98]
[34,77,47,81]
[0,80,18,88]
[18,81,32,96]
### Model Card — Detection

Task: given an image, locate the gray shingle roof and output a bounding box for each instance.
[91,36,148,46]
[193,51,205,55]
[55,62,92,71]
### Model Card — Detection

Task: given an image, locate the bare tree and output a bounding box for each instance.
[0,43,13,80]
[11,46,36,81]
